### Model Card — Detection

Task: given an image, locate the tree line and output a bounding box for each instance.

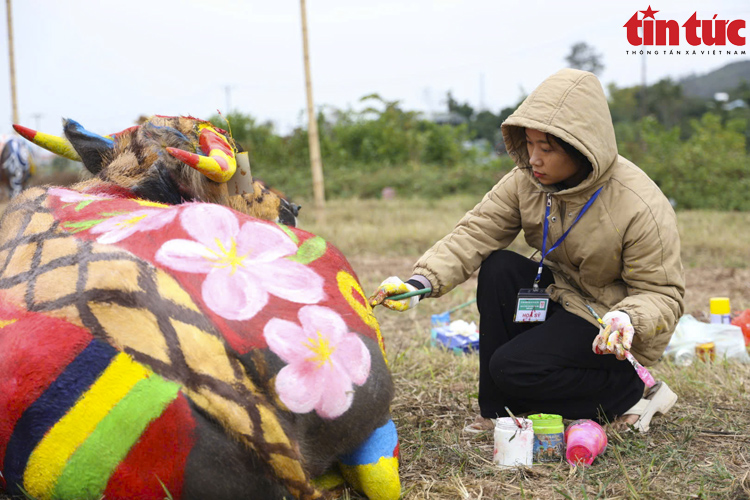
[205,70,749,211]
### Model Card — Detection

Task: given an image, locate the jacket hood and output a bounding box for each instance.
[501,69,618,194]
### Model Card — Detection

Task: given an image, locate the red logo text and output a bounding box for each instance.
[625,6,746,46]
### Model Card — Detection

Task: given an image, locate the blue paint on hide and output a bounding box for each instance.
[3,339,117,494]
[65,119,115,146]
[149,125,190,143]
[339,420,397,466]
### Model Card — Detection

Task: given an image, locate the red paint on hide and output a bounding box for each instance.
[0,297,92,474]
[45,193,382,356]
[12,124,37,141]
[199,128,231,171]
[104,393,196,500]
[166,147,201,168]
[152,115,228,136]
[79,183,138,199]
[109,125,140,139]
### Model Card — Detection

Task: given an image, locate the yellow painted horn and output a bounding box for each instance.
[166,125,236,183]
[13,124,82,161]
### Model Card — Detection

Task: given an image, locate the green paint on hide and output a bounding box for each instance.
[61,219,106,233]
[277,223,299,244]
[287,236,326,265]
[53,375,180,500]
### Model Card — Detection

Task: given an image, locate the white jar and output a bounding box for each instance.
[493,417,534,468]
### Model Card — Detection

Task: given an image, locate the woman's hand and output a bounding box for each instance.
[368,277,420,312]
[592,311,635,360]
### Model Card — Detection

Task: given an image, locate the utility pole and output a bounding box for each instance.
[6,0,18,124]
[300,0,325,222]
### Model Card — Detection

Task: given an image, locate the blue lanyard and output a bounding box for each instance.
[533,187,604,290]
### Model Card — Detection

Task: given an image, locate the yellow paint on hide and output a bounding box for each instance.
[4,242,36,277]
[241,374,288,411]
[0,209,26,240]
[197,123,232,149]
[34,265,79,303]
[133,198,170,208]
[312,469,346,490]
[26,130,81,161]
[45,304,85,328]
[85,259,141,293]
[39,237,80,267]
[340,457,401,500]
[88,302,171,364]
[186,387,254,436]
[170,318,235,382]
[155,269,201,312]
[23,353,149,500]
[0,318,17,328]
[195,155,228,180]
[23,212,55,237]
[268,453,309,490]
[205,237,247,275]
[257,405,292,447]
[305,331,335,368]
[336,271,388,364]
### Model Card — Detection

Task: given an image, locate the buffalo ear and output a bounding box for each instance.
[63,119,115,174]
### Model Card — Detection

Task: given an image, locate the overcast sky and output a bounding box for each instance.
[1,0,748,140]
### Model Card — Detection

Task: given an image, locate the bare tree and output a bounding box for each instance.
[565,42,605,76]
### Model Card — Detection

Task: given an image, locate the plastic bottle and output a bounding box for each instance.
[493,418,534,468]
[528,414,565,462]
[710,297,732,325]
[564,419,608,467]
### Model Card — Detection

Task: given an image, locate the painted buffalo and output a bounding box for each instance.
[0,116,400,500]
[0,136,34,199]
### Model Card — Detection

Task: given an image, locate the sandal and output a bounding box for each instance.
[619,380,678,433]
[463,416,496,434]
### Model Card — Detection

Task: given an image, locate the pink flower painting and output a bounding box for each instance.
[264,305,371,419]
[90,208,177,244]
[48,187,113,203]
[155,204,325,321]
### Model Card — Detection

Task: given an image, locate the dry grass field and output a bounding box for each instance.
[1,194,749,499]
[303,197,750,500]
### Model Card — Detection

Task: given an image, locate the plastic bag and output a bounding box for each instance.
[731,309,750,346]
[430,313,479,354]
[664,315,750,366]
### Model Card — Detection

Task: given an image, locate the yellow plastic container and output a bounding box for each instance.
[710,297,731,324]
[710,297,730,315]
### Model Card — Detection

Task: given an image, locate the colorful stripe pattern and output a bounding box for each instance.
[2,334,184,499]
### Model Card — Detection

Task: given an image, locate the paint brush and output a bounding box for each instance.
[388,287,432,301]
[585,304,655,388]
[504,406,523,429]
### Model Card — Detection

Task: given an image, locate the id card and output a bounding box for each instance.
[513,289,550,322]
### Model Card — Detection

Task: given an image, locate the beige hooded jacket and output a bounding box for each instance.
[413,69,685,366]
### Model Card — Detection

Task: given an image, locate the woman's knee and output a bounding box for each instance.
[478,250,528,286]
[487,346,525,392]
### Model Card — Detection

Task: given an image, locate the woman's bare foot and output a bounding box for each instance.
[612,413,639,430]
[463,416,495,433]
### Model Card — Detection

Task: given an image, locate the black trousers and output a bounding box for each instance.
[476,250,645,422]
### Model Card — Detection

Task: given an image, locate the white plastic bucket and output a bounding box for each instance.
[493,417,534,468]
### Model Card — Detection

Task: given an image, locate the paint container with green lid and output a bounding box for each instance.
[528,413,565,462]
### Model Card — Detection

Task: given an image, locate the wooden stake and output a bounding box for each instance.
[300,0,325,223]
[6,0,18,124]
